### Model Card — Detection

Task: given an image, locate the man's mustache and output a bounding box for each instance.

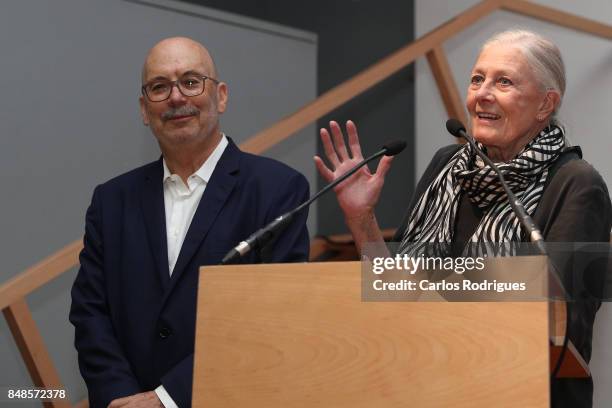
[161,106,200,121]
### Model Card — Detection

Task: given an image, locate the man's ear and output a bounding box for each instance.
[538,90,560,121]
[139,95,150,126]
[216,82,228,114]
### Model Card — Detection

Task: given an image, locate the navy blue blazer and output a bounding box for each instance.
[70,138,310,407]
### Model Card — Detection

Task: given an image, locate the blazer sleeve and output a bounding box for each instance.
[69,186,141,408]
[260,170,310,263]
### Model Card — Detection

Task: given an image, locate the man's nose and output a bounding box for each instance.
[168,83,187,105]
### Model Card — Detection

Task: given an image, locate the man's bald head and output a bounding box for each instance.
[138,36,228,161]
[141,37,218,84]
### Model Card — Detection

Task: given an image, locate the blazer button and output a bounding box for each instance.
[159,327,172,339]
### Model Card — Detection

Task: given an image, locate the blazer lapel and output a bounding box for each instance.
[164,139,241,295]
[140,159,171,288]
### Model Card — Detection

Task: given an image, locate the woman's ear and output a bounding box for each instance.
[537,90,560,121]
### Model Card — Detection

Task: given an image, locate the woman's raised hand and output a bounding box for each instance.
[314,120,394,222]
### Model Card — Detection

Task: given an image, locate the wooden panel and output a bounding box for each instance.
[551,342,590,379]
[0,239,82,310]
[426,46,468,126]
[239,0,502,154]
[193,261,549,407]
[3,299,70,408]
[549,301,590,378]
[550,300,566,345]
[502,0,612,39]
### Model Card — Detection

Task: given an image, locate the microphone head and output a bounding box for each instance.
[382,140,407,156]
[446,118,466,138]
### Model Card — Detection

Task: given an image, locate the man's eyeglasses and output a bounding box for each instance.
[141,74,220,102]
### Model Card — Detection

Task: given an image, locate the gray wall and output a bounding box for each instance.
[414,1,612,406]
[0,0,316,404]
[312,0,415,236]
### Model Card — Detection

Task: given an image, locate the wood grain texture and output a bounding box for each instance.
[193,261,550,407]
[550,301,566,345]
[1,3,608,405]
[551,342,590,379]
[3,299,71,408]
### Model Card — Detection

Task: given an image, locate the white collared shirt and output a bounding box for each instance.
[162,134,228,275]
[155,135,228,408]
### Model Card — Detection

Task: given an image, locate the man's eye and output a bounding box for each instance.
[181,77,202,89]
[150,83,169,93]
[470,75,483,85]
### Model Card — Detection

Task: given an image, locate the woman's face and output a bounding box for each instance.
[466,45,548,161]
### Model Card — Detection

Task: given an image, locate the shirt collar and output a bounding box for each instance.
[162,134,228,183]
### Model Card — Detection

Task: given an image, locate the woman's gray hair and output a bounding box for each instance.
[482,29,566,125]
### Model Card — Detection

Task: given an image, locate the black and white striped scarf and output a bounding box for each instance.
[397,125,565,255]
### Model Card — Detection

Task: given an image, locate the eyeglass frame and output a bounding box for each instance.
[141,74,221,102]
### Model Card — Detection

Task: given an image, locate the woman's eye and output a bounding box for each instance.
[470,75,483,85]
[498,77,513,86]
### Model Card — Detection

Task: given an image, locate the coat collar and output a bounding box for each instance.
[167,138,240,287]
[140,137,242,295]
[141,158,171,288]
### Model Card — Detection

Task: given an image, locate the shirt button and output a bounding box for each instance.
[159,327,172,339]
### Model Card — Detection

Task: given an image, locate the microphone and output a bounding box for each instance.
[381,140,406,156]
[221,140,407,264]
[445,118,547,255]
[447,119,571,380]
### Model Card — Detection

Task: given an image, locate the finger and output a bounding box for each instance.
[346,120,363,160]
[314,156,334,183]
[375,155,394,179]
[320,128,340,168]
[329,121,350,161]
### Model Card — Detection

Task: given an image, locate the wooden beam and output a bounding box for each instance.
[502,0,612,39]
[3,0,612,302]
[0,240,82,310]
[3,299,71,408]
[239,0,502,154]
[550,300,567,346]
[426,46,468,126]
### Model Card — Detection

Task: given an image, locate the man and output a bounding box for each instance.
[70,37,309,408]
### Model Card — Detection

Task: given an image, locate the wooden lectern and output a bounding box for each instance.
[192,259,587,408]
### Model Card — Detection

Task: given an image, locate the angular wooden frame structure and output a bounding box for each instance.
[0,1,610,406]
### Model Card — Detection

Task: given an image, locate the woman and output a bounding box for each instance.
[315,30,611,407]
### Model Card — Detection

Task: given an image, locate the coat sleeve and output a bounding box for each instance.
[540,160,611,243]
[260,170,310,263]
[69,186,141,408]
